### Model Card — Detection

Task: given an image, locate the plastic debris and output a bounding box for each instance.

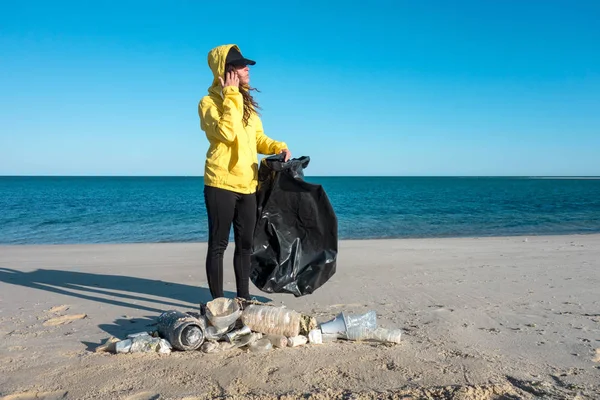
[318,310,401,344]
[204,325,229,342]
[266,334,288,348]
[343,327,402,344]
[225,326,252,343]
[127,332,152,338]
[157,310,205,351]
[115,333,172,354]
[287,335,308,347]
[345,310,377,330]
[233,332,262,348]
[321,332,339,343]
[308,329,323,344]
[242,304,301,337]
[107,297,403,358]
[247,338,273,352]
[115,339,132,353]
[205,297,242,330]
[320,310,377,336]
[95,336,119,353]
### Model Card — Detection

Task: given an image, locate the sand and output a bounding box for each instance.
[0,234,599,399]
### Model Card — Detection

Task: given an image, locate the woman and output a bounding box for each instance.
[198,44,291,300]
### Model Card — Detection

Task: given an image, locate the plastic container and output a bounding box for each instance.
[308,329,323,344]
[345,310,377,330]
[115,339,133,353]
[319,310,377,336]
[242,305,301,337]
[343,327,402,344]
[205,297,242,330]
[116,334,172,354]
[287,335,308,347]
[157,310,205,351]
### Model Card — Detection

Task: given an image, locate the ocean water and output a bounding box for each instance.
[1,176,599,245]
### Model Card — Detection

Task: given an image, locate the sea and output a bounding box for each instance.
[1,176,599,245]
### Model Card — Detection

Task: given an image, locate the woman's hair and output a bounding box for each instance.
[226,64,260,126]
[239,86,261,126]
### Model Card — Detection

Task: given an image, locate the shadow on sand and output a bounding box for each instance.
[0,267,271,343]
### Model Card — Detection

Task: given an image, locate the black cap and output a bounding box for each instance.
[225,47,256,67]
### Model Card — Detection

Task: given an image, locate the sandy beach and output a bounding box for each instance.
[1,234,599,399]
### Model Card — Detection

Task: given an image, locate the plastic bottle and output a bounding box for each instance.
[248,338,273,352]
[241,305,301,337]
[343,327,402,344]
[157,310,205,351]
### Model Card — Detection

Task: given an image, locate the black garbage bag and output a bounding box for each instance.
[251,154,338,297]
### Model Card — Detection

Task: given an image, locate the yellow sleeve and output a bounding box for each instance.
[255,118,288,155]
[198,86,244,144]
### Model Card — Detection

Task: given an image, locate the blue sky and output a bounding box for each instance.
[1,0,599,176]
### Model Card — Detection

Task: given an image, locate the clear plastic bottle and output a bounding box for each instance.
[248,338,273,352]
[241,305,301,337]
[343,327,402,344]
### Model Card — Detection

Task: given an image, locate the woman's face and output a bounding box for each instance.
[235,65,250,86]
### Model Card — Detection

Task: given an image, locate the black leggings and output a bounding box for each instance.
[204,185,257,300]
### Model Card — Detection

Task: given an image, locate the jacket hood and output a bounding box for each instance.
[207,44,240,95]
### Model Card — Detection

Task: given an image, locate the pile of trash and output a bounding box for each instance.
[96,298,402,355]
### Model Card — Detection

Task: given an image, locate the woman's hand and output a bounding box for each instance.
[219,70,239,88]
[279,149,291,162]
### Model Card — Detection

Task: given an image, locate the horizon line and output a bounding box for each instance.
[2,175,600,179]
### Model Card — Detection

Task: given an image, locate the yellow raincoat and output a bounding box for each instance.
[198,44,288,194]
